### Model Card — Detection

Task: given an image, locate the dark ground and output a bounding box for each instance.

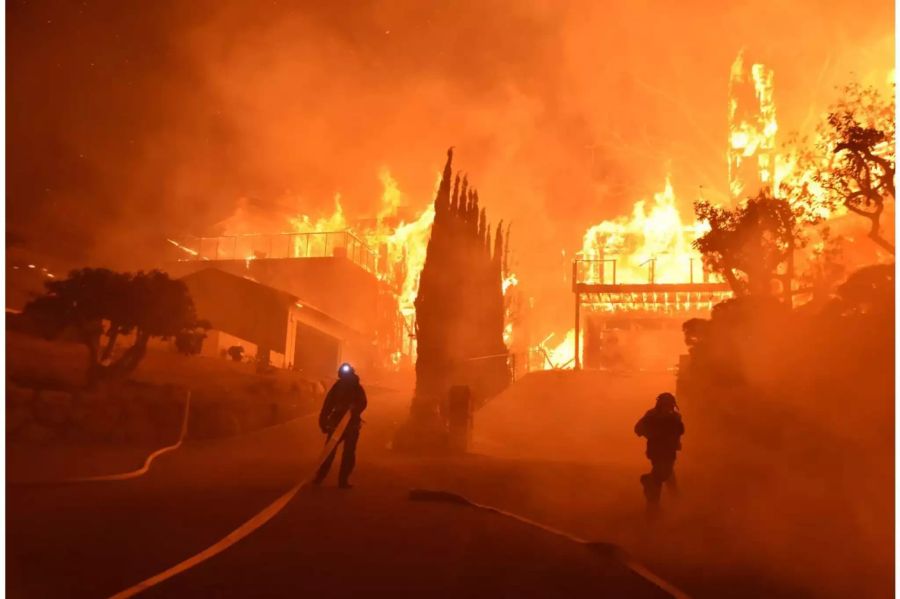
[7,371,871,598]
[7,381,677,598]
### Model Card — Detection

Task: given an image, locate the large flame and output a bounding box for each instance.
[728,50,778,200]
[276,170,449,363]
[384,204,436,316]
[377,168,404,224]
[377,171,442,323]
[531,51,781,371]
[775,74,895,228]
[531,330,581,370]
[502,272,519,346]
[532,54,893,372]
[579,176,709,285]
[534,178,717,371]
[278,170,434,318]
[289,194,349,234]
[197,168,514,366]
[287,194,350,259]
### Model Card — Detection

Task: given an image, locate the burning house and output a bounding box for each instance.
[569,178,732,372]
[535,53,792,372]
[164,161,521,379]
[163,170,446,372]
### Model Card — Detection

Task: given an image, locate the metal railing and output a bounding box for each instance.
[574,256,719,286]
[172,231,377,274]
[573,258,618,287]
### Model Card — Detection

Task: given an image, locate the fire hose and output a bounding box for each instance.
[409,489,691,599]
[106,411,352,599]
[9,391,192,487]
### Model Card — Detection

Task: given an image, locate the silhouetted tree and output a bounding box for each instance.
[798,228,846,309]
[781,83,895,254]
[693,190,798,300]
[678,260,893,595]
[827,102,895,253]
[23,268,207,385]
[681,261,894,392]
[413,148,510,419]
[825,263,894,320]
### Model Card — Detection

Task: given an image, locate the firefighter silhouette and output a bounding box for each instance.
[635,392,684,510]
[313,363,368,488]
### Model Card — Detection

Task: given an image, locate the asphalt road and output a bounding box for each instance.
[7,385,677,599]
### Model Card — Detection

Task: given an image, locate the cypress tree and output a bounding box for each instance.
[411,148,511,421]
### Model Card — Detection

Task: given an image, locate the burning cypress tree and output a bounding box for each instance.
[412,148,510,419]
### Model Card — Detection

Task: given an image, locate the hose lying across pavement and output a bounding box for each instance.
[66,391,192,483]
[18,398,687,598]
[9,391,192,487]
[106,411,352,599]
[409,489,691,599]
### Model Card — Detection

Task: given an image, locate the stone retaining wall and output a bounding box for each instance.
[7,378,323,446]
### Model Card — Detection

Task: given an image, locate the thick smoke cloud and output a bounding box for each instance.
[7,0,893,329]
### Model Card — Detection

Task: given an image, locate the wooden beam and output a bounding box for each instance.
[574,282,732,294]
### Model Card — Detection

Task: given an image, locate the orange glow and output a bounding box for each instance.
[775,68,895,227]
[729,51,778,200]
[531,330,579,370]
[579,176,710,286]
[167,238,202,258]
[379,173,441,321]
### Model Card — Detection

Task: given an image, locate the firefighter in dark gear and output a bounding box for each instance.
[635,392,684,510]
[313,363,367,489]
